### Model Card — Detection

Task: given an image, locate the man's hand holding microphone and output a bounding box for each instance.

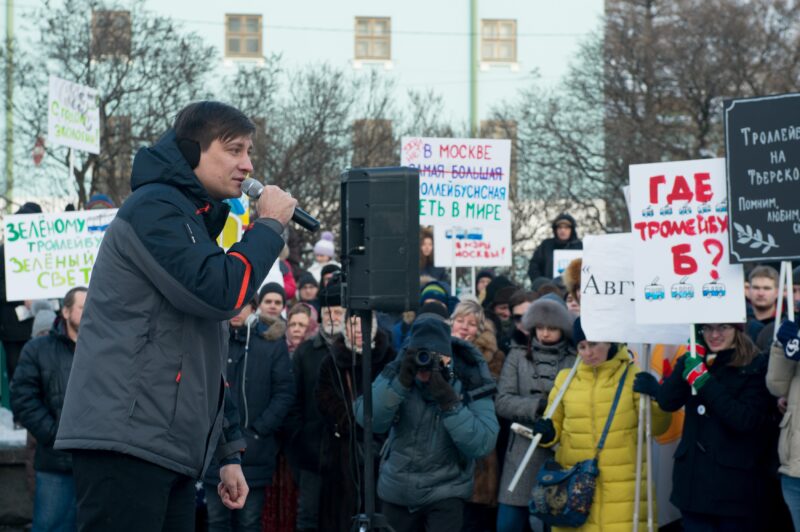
[242,177,319,233]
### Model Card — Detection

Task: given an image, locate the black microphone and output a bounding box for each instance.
[241,178,320,233]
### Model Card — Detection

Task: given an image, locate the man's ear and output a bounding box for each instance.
[177,138,201,169]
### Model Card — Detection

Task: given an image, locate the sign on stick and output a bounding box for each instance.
[630,158,745,324]
[401,137,512,267]
[581,233,687,344]
[4,210,117,300]
[552,249,582,279]
[47,76,100,154]
[724,93,800,262]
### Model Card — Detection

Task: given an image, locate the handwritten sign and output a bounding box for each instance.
[581,233,687,344]
[724,93,800,262]
[4,210,117,300]
[401,137,512,266]
[630,158,745,324]
[47,76,100,154]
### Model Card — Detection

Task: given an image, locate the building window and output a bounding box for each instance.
[354,17,391,61]
[225,14,262,59]
[481,19,517,63]
[91,10,132,60]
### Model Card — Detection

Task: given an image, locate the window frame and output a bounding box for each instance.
[481,19,517,64]
[354,16,392,61]
[225,13,263,59]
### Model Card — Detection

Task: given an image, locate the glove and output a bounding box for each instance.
[633,372,660,398]
[532,418,555,445]
[398,350,418,388]
[535,396,548,417]
[428,370,460,412]
[682,355,710,391]
[690,324,708,358]
[777,320,800,361]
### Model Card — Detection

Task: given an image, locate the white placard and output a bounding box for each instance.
[552,249,583,278]
[4,210,117,300]
[630,158,745,324]
[581,233,687,344]
[401,136,512,267]
[47,76,100,154]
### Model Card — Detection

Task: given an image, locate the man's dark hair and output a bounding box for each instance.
[63,286,88,308]
[748,264,779,285]
[173,101,256,151]
[508,289,536,310]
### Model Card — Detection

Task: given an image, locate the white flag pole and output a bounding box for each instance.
[507,358,581,493]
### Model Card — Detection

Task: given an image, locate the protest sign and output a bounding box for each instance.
[401,137,512,266]
[552,249,582,278]
[580,233,686,344]
[630,158,745,324]
[724,93,800,262]
[47,76,100,154]
[4,210,117,300]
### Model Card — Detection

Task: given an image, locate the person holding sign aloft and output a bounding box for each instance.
[651,323,773,532]
[530,318,670,532]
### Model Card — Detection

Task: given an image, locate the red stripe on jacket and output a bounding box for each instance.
[228,252,252,308]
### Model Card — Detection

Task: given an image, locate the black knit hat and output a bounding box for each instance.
[408,315,452,357]
[258,282,285,305]
[297,272,318,289]
[15,202,42,215]
[320,263,342,280]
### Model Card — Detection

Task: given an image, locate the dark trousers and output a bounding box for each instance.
[72,450,196,532]
[681,511,757,532]
[382,498,464,532]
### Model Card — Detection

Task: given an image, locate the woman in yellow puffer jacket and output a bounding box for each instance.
[533,318,671,532]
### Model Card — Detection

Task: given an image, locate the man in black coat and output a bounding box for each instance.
[11,286,86,532]
[527,213,582,284]
[55,101,297,532]
[204,297,295,532]
[288,281,345,532]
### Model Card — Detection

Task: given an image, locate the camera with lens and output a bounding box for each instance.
[414,349,439,368]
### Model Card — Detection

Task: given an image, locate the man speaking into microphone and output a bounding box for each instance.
[55,101,296,531]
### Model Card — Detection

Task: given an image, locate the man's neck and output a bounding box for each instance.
[753,305,776,321]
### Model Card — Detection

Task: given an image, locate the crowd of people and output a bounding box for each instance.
[3,102,800,532]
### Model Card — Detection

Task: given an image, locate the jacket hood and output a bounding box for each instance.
[551,213,579,241]
[130,129,230,237]
[451,336,485,367]
[258,313,287,341]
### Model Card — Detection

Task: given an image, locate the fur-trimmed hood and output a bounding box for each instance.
[521,295,575,339]
[472,327,505,379]
[258,313,287,341]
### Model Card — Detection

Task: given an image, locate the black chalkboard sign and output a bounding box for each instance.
[724,93,800,263]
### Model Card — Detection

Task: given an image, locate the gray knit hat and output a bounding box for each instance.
[521,294,575,339]
[31,300,56,338]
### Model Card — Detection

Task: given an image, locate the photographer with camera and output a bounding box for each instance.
[355,314,499,531]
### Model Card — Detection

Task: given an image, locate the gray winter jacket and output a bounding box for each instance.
[55,130,284,478]
[767,343,800,478]
[355,337,499,510]
[496,338,576,506]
